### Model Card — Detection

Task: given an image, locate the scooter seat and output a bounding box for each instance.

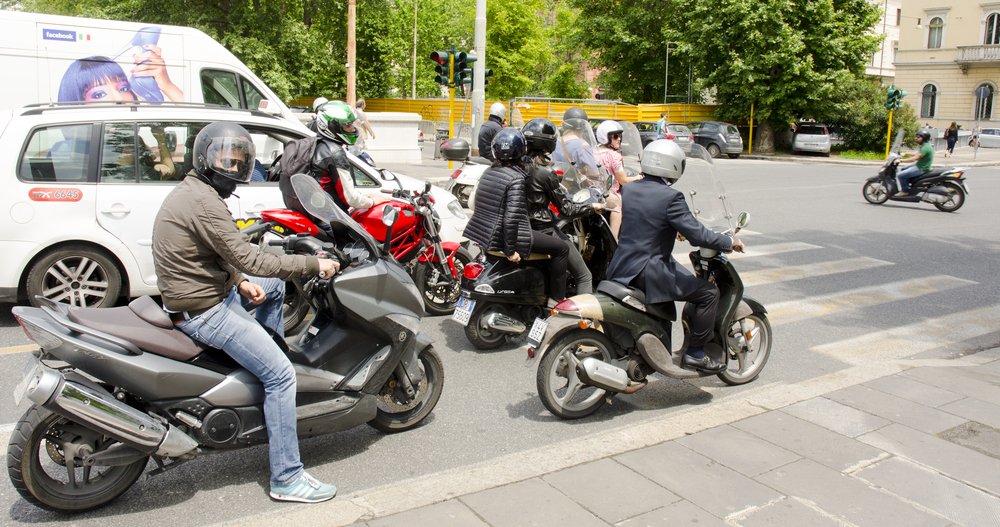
[596,280,676,321]
[468,156,492,165]
[485,250,551,261]
[67,296,207,361]
[913,168,946,183]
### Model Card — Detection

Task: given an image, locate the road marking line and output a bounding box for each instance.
[0,344,39,356]
[741,257,893,287]
[768,275,977,326]
[813,304,1000,364]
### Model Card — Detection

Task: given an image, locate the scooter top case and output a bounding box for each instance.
[464,255,549,306]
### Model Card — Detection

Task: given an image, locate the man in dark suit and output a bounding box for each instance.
[606,140,745,374]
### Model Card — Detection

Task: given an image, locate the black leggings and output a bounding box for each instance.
[531,230,570,300]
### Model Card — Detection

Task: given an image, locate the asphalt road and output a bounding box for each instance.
[1,159,998,525]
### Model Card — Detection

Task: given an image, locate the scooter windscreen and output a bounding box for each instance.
[889,129,905,156]
[289,173,380,252]
[617,120,643,176]
[670,144,738,233]
[554,117,606,195]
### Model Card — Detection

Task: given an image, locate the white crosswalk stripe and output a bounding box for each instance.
[812,304,1000,364]
[767,275,977,326]
[740,257,893,287]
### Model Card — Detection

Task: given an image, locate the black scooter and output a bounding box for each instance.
[863,150,969,213]
[7,175,444,513]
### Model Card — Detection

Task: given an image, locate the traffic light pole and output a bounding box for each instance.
[884,108,894,158]
[448,52,455,169]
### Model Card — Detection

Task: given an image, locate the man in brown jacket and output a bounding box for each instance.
[152,122,341,503]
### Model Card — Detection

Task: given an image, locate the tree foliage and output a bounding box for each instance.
[828,76,919,151]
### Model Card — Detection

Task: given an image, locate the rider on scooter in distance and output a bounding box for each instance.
[605,140,746,374]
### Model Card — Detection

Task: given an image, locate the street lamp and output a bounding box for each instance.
[663,42,677,105]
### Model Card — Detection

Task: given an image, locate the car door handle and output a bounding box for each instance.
[100,205,131,217]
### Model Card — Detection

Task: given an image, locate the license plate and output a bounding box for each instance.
[527,317,548,348]
[452,295,476,326]
[13,357,41,407]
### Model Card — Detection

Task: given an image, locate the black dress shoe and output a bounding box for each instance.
[681,353,727,373]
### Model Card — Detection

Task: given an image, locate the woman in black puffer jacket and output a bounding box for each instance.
[463,128,570,302]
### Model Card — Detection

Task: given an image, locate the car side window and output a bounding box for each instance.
[137,122,182,182]
[100,123,138,183]
[351,164,380,188]
[18,124,92,182]
[201,69,241,109]
[242,77,266,112]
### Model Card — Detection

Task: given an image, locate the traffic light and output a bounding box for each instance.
[482,67,494,86]
[894,89,908,109]
[430,50,453,86]
[885,86,908,110]
[454,52,476,87]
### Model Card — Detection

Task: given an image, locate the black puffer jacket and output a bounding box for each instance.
[526,156,593,230]
[463,165,532,257]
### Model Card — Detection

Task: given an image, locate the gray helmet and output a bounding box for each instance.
[640,139,686,183]
[489,102,507,119]
[915,130,931,142]
[563,107,588,121]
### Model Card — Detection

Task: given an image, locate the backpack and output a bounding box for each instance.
[275,135,318,211]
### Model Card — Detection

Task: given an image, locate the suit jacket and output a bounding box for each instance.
[606,177,733,303]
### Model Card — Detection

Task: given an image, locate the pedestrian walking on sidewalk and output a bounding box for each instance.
[944,122,958,157]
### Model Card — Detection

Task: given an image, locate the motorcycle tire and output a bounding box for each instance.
[369,345,445,433]
[464,304,511,350]
[933,183,965,213]
[415,247,473,316]
[7,406,149,513]
[536,329,615,420]
[282,280,311,335]
[718,314,772,386]
[862,181,890,204]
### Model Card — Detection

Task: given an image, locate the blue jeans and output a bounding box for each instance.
[175,276,302,486]
[897,165,924,193]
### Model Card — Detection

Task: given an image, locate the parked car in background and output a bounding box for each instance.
[971,127,1000,148]
[633,121,694,154]
[688,121,743,158]
[791,122,832,156]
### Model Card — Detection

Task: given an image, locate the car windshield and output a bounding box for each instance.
[797,125,827,135]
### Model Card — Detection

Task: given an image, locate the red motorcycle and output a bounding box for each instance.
[244,180,471,317]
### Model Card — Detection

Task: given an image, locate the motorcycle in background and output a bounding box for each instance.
[529,145,772,419]
[863,130,969,212]
[7,174,444,512]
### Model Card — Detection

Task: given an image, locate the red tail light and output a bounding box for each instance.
[554,299,579,313]
[555,169,565,176]
[463,263,484,280]
[450,170,461,179]
[665,133,676,140]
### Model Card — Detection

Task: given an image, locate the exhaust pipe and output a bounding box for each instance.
[576,358,645,394]
[484,312,527,334]
[25,367,198,457]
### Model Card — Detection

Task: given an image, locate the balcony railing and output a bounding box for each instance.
[957,45,1000,63]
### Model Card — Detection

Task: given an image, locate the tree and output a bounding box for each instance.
[484,0,549,100]
[828,76,919,152]
[673,0,881,152]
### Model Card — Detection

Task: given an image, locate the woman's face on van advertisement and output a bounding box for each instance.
[84,77,136,102]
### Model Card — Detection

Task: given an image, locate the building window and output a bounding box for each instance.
[896,9,901,26]
[921,84,937,118]
[928,17,944,49]
[987,13,1000,45]
[975,83,995,120]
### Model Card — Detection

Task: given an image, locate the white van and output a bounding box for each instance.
[0,10,308,133]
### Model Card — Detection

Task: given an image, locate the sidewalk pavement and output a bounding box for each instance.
[230,347,1000,527]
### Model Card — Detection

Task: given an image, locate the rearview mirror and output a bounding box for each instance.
[381,204,398,227]
[737,211,750,229]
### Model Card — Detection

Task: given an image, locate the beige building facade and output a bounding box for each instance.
[868,0,902,80]
[892,0,1000,130]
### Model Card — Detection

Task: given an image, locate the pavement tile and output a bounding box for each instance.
[676,424,801,477]
[939,396,1000,429]
[735,497,842,527]
[858,423,1000,496]
[782,397,890,438]
[617,500,727,527]
[731,410,884,471]
[365,499,489,527]
[542,458,680,524]
[614,442,782,518]
[854,456,1000,527]
[863,374,966,408]
[938,421,1000,459]
[459,477,608,527]
[756,458,950,527]
[902,367,1000,403]
[826,384,968,435]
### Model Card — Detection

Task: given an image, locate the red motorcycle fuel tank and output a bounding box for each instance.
[352,200,420,243]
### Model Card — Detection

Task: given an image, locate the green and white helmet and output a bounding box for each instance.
[315,100,359,145]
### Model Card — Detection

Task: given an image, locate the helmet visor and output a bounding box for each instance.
[206,135,255,182]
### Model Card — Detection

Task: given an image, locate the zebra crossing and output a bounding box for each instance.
[674,235,993,367]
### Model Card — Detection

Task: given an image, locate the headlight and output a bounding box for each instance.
[447,200,467,219]
[572,189,591,204]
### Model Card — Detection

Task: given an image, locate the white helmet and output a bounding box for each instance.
[489,102,507,119]
[596,120,624,146]
[640,139,686,183]
[312,96,329,112]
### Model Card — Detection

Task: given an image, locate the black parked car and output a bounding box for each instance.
[688,121,744,158]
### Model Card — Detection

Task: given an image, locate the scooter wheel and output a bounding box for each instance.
[536,329,615,419]
[464,305,510,350]
[933,184,965,212]
[862,181,889,204]
[718,314,772,386]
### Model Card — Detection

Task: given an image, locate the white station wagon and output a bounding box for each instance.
[0,102,467,308]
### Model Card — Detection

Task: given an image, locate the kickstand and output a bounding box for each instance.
[143,456,193,480]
